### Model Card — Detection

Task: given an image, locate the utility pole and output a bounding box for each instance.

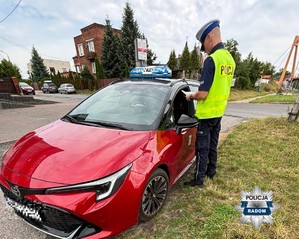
[277,36,299,89]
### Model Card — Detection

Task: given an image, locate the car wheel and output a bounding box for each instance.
[139,168,169,222]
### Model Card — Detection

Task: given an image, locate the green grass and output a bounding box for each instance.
[250,94,297,104]
[117,118,299,239]
[228,89,271,102]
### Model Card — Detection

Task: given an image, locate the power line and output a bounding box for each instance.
[0,34,31,54]
[273,46,291,70]
[0,0,22,24]
[0,49,11,61]
[0,52,5,60]
[0,34,70,62]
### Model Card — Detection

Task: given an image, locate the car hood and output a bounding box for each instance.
[2,120,151,187]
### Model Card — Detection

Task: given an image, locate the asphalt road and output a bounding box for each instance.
[0,92,292,239]
[226,102,291,119]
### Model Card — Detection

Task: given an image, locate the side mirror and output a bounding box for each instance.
[176,114,198,134]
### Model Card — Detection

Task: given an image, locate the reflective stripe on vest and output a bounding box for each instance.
[195,49,235,119]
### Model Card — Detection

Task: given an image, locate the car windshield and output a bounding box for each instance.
[66,84,73,87]
[66,82,169,130]
[20,82,30,87]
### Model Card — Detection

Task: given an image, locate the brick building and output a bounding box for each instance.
[73,23,120,75]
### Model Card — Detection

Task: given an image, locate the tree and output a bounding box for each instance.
[273,68,291,80]
[189,44,201,71]
[245,53,262,86]
[67,70,74,81]
[147,48,157,66]
[101,18,122,78]
[95,58,105,80]
[167,50,177,70]
[113,36,124,75]
[81,66,94,90]
[260,61,275,76]
[81,66,94,80]
[224,39,241,67]
[179,41,190,72]
[120,2,141,70]
[30,47,49,81]
[222,39,278,90]
[141,35,157,66]
[0,59,22,79]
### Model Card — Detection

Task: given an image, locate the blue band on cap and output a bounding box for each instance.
[200,21,219,43]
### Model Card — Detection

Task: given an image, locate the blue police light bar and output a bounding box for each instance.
[129,66,172,78]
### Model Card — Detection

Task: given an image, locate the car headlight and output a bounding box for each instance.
[45,163,132,201]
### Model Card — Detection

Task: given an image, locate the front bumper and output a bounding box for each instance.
[1,184,101,238]
[0,170,146,239]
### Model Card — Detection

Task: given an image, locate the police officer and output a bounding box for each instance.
[184,19,235,188]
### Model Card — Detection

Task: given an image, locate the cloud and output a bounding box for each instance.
[0,0,299,78]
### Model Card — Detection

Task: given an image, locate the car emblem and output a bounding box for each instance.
[10,185,21,197]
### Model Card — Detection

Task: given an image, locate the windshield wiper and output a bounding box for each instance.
[89,121,131,130]
[61,115,79,123]
[62,115,96,127]
[62,115,131,130]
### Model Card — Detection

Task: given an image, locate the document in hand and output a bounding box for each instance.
[181,90,194,96]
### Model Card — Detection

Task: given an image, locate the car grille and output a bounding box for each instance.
[0,184,98,238]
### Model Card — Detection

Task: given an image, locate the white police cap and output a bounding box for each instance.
[196,19,220,51]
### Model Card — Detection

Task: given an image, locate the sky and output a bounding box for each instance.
[0,0,298,79]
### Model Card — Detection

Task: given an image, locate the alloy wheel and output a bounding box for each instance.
[140,169,168,221]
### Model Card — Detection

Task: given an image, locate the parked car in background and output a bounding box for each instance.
[58,83,76,94]
[0,78,200,239]
[19,82,35,95]
[41,82,58,93]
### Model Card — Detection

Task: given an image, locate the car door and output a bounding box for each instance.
[159,87,197,184]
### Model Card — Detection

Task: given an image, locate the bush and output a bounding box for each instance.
[264,84,271,92]
[234,76,252,90]
[261,80,279,92]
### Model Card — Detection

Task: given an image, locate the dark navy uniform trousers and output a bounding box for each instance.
[194,117,222,184]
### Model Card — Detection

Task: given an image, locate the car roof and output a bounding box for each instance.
[110,78,199,88]
[61,83,73,86]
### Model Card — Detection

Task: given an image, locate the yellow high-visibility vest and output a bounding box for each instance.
[195,49,235,119]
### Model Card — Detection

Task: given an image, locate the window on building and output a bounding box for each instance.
[86,39,95,52]
[91,62,96,74]
[78,43,84,56]
[62,68,67,73]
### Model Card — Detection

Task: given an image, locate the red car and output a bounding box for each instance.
[19,82,35,95]
[0,78,199,239]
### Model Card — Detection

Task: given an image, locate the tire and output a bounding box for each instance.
[139,168,169,222]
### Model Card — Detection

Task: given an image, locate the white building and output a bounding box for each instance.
[27,59,71,76]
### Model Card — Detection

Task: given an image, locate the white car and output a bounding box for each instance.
[58,83,76,94]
